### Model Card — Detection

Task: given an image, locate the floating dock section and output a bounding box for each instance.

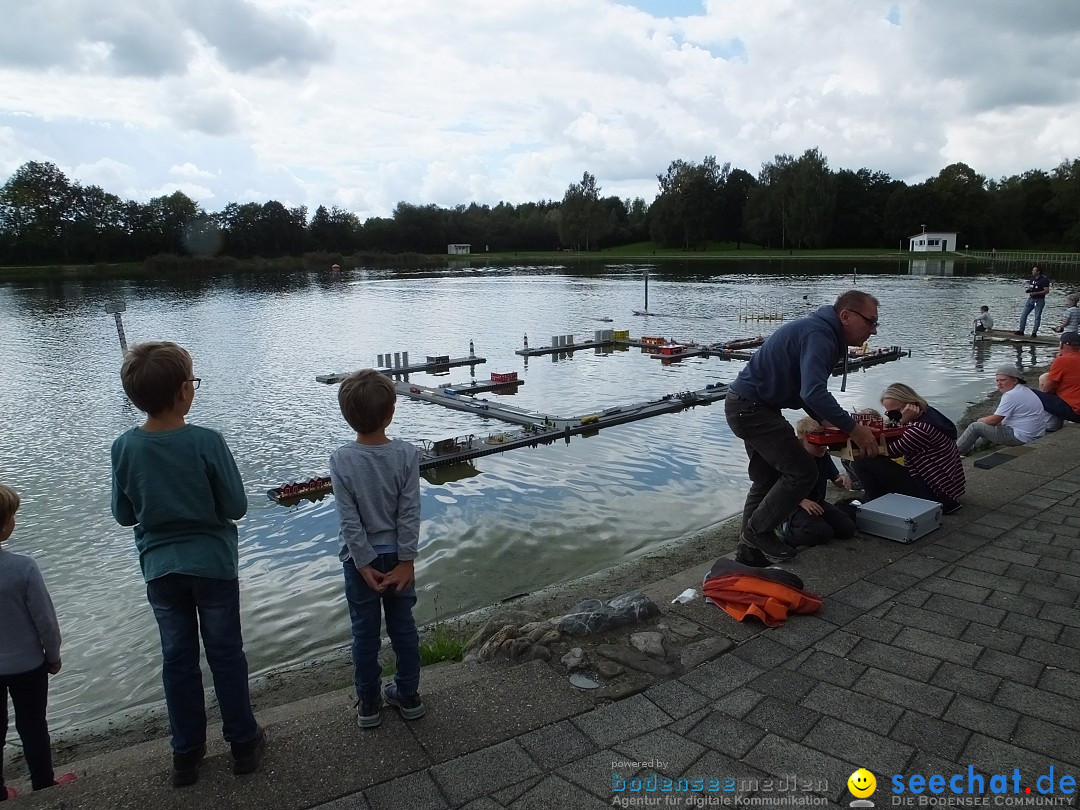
[317,354,485,384]
[975,329,1061,347]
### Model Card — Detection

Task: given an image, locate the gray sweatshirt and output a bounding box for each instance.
[329,439,421,568]
[0,547,61,675]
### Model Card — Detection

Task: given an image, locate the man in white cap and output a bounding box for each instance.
[957,365,1046,454]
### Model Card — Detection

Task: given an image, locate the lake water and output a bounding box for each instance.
[0,259,1070,728]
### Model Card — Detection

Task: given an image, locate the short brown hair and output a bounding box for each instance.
[338,369,397,434]
[121,342,192,415]
[0,483,20,527]
[833,290,879,314]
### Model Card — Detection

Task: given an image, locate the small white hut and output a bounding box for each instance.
[447,244,472,255]
[908,231,957,252]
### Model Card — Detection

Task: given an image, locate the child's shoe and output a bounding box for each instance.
[54,773,77,787]
[4,786,19,800]
[171,743,206,788]
[356,691,383,729]
[384,682,426,720]
[231,726,266,775]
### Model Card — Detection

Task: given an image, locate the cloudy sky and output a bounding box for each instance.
[3,0,1079,219]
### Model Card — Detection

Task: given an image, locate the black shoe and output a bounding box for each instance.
[384,682,426,720]
[357,690,383,728]
[171,743,206,788]
[231,726,266,776]
[734,542,770,567]
[1013,330,1024,335]
[740,530,796,560]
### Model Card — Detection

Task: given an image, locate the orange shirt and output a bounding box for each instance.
[1047,351,1080,413]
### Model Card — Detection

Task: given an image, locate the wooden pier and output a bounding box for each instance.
[316,355,486,384]
[975,329,1061,347]
[834,346,910,375]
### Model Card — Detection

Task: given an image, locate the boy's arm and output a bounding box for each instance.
[394,448,421,561]
[207,434,247,520]
[110,442,137,526]
[329,462,376,568]
[25,561,62,665]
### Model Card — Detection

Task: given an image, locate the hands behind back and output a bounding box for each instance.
[380,559,415,592]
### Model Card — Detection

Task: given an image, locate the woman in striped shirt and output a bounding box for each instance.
[850,383,965,514]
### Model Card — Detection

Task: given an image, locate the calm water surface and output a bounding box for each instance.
[0,260,1067,728]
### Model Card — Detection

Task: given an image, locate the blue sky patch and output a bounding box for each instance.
[619,0,705,19]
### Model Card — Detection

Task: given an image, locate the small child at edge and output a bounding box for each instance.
[329,369,424,729]
[0,484,75,800]
[110,342,265,788]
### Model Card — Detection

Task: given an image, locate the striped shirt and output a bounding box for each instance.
[886,420,965,502]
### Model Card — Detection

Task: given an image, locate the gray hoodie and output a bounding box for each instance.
[0,547,61,675]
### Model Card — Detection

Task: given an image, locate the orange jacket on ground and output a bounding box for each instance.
[702,558,822,628]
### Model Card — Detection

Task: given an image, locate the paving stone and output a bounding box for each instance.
[943,694,1019,740]
[1006,563,1061,586]
[1061,625,1080,650]
[571,694,672,747]
[987,592,1044,618]
[917,576,993,604]
[935,532,993,553]
[975,648,1045,686]
[1038,668,1080,701]
[429,741,540,807]
[960,622,1024,655]
[712,687,764,720]
[894,588,932,607]
[668,706,711,737]
[948,565,1022,594]
[994,681,1080,728]
[973,512,1027,531]
[796,650,866,688]
[813,629,860,658]
[1058,572,1080,591]
[679,636,734,670]
[961,522,1008,540]
[1040,603,1080,629]
[924,594,1006,627]
[1011,716,1080,767]
[557,748,631,795]
[1003,526,1060,544]
[459,799,503,810]
[517,720,597,770]
[743,734,856,805]
[922,544,966,562]
[1021,581,1079,607]
[815,600,865,626]
[749,667,820,702]
[615,728,706,778]
[885,553,949,578]
[686,710,767,758]
[957,554,1010,575]
[313,792,372,810]
[854,667,953,716]
[743,696,821,741]
[866,569,921,591]
[975,546,1041,567]
[679,654,764,699]
[681,749,768,792]
[594,644,676,678]
[890,710,972,761]
[882,602,969,638]
[895,626,983,666]
[844,614,903,643]
[1018,637,1079,671]
[848,638,943,682]
[770,615,837,650]
[802,716,915,776]
[1038,547,1075,565]
[642,680,710,720]
[930,662,1002,702]
[831,580,898,610]
[732,637,795,669]
[492,775,543,806]
[800,681,903,736]
[365,772,448,810]
[510,775,610,810]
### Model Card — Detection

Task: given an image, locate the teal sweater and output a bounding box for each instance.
[111,424,247,582]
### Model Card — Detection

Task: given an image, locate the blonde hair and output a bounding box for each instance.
[795,416,822,438]
[880,383,928,410]
[121,342,193,415]
[0,483,20,527]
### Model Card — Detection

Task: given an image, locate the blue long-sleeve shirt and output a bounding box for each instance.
[111,424,248,582]
[329,439,420,568]
[0,548,61,675]
[729,305,856,433]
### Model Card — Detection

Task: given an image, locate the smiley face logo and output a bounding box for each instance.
[848,768,877,798]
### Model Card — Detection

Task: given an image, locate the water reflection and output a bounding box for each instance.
[0,261,1072,728]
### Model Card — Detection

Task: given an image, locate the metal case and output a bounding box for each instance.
[856,493,943,543]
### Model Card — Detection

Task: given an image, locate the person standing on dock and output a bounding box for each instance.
[1015,266,1050,337]
[725,290,881,564]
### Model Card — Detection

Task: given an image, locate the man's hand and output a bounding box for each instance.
[359,564,386,592]
[380,559,415,592]
[47,659,62,675]
[849,423,880,457]
[799,499,824,516]
[834,474,852,490]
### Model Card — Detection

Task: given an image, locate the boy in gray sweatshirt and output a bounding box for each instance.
[0,484,74,799]
[329,370,423,729]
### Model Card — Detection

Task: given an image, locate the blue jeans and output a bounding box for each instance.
[1019,297,1045,333]
[343,555,420,702]
[146,574,259,754]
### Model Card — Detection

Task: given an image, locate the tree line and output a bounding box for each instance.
[2,150,1080,266]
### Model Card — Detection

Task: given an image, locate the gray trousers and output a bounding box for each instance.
[956,421,1022,454]
[724,394,817,542]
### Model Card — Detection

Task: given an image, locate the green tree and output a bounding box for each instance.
[651,157,724,248]
[0,161,78,262]
[558,171,608,250]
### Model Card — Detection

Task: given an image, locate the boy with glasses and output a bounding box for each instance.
[110,341,265,787]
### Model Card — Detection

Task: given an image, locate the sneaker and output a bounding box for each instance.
[1013,330,1024,335]
[171,743,206,788]
[1031,332,1038,338]
[357,691,383,729]
[4,786,18,800]
[734,542,770,568]
[384,682,426,721]
[231,726,266,776]
[739,530,796,561]
[54,773,77,787]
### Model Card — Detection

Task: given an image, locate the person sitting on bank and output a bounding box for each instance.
[1052,293,1080,334]
[1015,266,1051,336]
[956,366,1046,454]
[850,384,965,514]
[973,306,993,333]
[1035,332,1080,431]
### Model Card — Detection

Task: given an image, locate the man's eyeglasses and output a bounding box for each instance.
[846,310,879,329]
[188,378,201,390]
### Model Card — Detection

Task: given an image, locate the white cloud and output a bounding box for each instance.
[1,0,1079,216]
